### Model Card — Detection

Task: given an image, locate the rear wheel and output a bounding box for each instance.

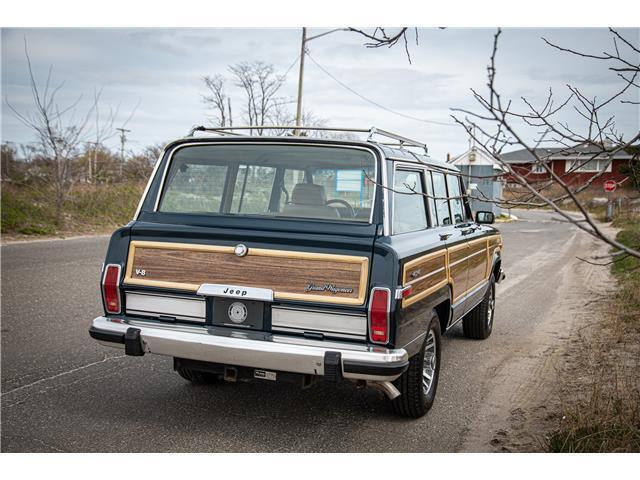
[175,366,220,384]
[462,276,495,340]
[389,313,441,418]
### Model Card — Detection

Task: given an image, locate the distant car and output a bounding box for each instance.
[90,126,504,417]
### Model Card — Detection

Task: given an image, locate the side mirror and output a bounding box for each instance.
[475,211,495,224]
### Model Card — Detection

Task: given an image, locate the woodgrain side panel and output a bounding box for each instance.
[400,234,502,309]
[448,243,470,303]
[401,251,447,308]
[467,238,489,291]
[124,241,369,306]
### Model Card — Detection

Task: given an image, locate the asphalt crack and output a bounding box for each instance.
[2,354,126,397]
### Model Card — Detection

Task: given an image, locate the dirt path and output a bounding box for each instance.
[461,214,617,452]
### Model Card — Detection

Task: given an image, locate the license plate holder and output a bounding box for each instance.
[211,297,265,330]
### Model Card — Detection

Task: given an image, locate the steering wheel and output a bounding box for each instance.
[326,199,355,218]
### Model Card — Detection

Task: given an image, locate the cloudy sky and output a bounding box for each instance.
[1,27,638,159]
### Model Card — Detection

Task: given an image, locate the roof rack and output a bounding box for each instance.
[188,125,428,154]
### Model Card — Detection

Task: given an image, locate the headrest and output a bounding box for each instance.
[291,183,326,205]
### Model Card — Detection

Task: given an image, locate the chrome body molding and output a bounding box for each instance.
[451,278,489,310]
[125,291,206,322]
[92,316,408,381]
[271,306,366,339]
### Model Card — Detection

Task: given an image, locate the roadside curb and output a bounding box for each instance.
[1,233,111,246]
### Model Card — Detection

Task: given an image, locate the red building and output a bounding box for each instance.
[500,146,636,188]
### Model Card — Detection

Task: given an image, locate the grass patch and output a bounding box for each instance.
[548,214,640,452]
[1,182,145,237]
[549,424,640,453]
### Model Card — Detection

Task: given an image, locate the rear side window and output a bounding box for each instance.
[431,171,451,226]
[393,170,428,234]
[446,174,466,224]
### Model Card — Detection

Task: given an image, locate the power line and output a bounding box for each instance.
[283,54,301,78]
[305,52,454,127]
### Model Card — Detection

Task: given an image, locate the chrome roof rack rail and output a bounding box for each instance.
[366,127,428,154]
[188,125,428,154]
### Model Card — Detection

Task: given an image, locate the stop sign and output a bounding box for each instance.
[604,180,617,192]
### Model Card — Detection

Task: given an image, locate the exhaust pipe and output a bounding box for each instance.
[370,381,401,400]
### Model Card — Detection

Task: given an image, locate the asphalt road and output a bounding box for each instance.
[1,209,590,452]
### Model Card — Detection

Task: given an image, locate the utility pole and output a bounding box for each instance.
[294,27,307,135]
[294,28,344,136]
[115,127,130,179]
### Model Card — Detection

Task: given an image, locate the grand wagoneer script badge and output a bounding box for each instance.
[304,283,354,295]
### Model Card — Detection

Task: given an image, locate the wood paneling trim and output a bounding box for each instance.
[401,234,502,308]
[124,241,369,306]
[401,250,447,308]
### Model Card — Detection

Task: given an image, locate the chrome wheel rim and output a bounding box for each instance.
[422,329,437,395]
[487,286,495,329]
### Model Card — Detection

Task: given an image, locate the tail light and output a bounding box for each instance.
[368,287,390,344]
[102,264,122,314]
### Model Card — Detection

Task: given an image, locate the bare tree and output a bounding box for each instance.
[1,142,19,182]
[123,144,164,181]
[268,103,328,136]
[202,61,290,134]
[5,40,95,227]
[346,28,417,62]
[449,28,640,260]
[228,61,288,134]
[202,74,229,127]
[85,88,119,183]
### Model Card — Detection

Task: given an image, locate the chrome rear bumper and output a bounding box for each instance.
[90,316,408,382]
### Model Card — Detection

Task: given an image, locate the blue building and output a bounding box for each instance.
[449,146,504,216]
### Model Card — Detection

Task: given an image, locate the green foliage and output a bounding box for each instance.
[1,182,145,236]
[611,218,640,276]
[1,184,57,235]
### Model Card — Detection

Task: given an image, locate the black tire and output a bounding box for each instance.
[389,313,441,418]
[463,276,496,340]
[175,367,220,384]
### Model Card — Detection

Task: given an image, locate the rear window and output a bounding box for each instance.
[158,144,376,223]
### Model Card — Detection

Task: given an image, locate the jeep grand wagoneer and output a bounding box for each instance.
[90,126,504,417]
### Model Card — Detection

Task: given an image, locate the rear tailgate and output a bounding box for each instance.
[120,220,376,340]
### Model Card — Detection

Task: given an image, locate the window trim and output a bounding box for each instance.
[567,158,613,173]
[531,163,546,174]
[445,173,467,226]
[424,170,438,228]
[154,142,379,224]
[430,169,454,227]
[391,166,430,235]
